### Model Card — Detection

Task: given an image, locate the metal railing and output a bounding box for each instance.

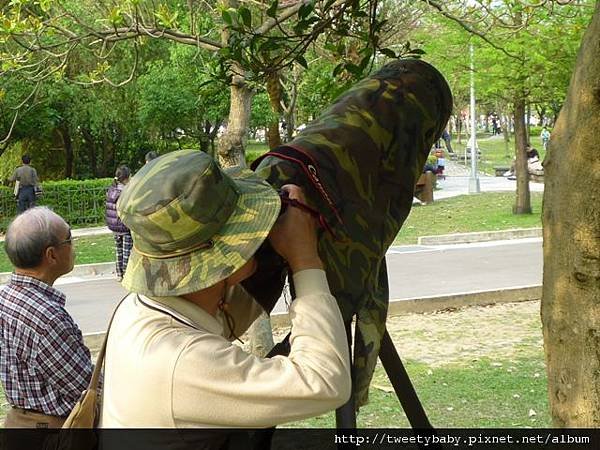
[0,185,109,231]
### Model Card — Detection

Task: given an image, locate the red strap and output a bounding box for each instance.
[252,145,344,226]
[280,196,338,240]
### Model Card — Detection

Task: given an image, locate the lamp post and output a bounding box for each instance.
[469,42,480,194]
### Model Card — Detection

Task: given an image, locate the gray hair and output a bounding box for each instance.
[145,151,158,163]
[4,207,67,269]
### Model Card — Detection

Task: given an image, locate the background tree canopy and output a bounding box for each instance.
[0,0,593,181]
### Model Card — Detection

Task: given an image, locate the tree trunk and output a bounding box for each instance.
[198,120,210,154]
[501,113,511,157]
[526,103,531,143]
[81,128,98,177]
[100,131,114,178]
[58,123,73,178]
[217,65,253,168]
[535,104,547,127]
[208,120,221,157]
[266,122,281,150]
[542,3,600,427]
[282,70,299,142]
[266,72,283,149]
[512,97,531,214]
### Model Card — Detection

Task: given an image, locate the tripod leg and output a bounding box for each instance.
[379,329,433,430]
[335,322,356,428]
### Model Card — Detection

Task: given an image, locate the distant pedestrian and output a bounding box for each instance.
[145,151,158,164]
[106,165,132,281]
[540,127,551,151]
[441,129,454,154]
[0,207,92,428]
[9,154,40,213]
[434,148,446,178]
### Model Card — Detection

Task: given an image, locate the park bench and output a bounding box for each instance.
[414,171,435,204]
[494,166,511,176]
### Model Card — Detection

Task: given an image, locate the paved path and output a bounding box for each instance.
[434,159,544,201]
[57,238,542,334]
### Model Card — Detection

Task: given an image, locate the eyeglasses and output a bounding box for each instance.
[57,229,72,246]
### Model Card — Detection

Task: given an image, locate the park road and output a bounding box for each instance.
[56,238,542,335]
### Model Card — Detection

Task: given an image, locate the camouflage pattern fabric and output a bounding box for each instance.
[117,150,281,297]
[252,59,452,408]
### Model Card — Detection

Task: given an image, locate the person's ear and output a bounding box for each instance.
[44,245,58,265]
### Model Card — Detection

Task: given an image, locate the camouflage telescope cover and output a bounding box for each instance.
[252,59,452,407]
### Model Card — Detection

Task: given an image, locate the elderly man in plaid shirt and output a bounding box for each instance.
[0,207,92,428]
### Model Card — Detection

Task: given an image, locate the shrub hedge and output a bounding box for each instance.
[1,178,112,232]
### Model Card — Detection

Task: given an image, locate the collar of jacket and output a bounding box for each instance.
[138,294,225,336]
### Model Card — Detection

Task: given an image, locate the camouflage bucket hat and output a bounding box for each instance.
[117,149,281,296]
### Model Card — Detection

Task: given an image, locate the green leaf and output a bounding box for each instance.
[296,55,308,69]
[239,7,251,28]
[379,48,396,59]
[221,9,232,25]
[332,63,344,78]
[359,53,371,71]
[109,7,124,27]
[299,3,313,20]
[266,0,278,18]
[39,0,52,12]
[352,10,368,19]
[345,63,361,76]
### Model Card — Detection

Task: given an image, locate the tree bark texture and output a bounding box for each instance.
[217,66,252,168]
[542,3,600,427]
[512,97,531,214]
[81,128,98,177]
[57,124,73,178]
[501,113,511,156]
[266,72,283,150]
[283,73,298,142]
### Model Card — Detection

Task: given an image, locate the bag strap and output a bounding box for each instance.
[85,294,130,392]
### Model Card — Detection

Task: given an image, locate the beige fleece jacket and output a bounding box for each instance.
[100,269,351,428]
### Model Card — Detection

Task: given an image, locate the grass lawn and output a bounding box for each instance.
[453,132,547,176]
[246,141,269,165]
[0,234,116,273]
[395,192,542,245]
[289,357,550,428]
[285,300,550,428]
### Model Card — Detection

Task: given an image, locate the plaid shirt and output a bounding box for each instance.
[0,274,92,417]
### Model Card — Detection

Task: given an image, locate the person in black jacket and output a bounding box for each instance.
[105,166,132,281]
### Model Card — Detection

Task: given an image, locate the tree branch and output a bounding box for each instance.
[421,0,521,59]
[0,82,40,145]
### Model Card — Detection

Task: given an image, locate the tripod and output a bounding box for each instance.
[336,327,433,429]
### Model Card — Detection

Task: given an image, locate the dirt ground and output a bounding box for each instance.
[0,299,544,424]
[271,299,544,365]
